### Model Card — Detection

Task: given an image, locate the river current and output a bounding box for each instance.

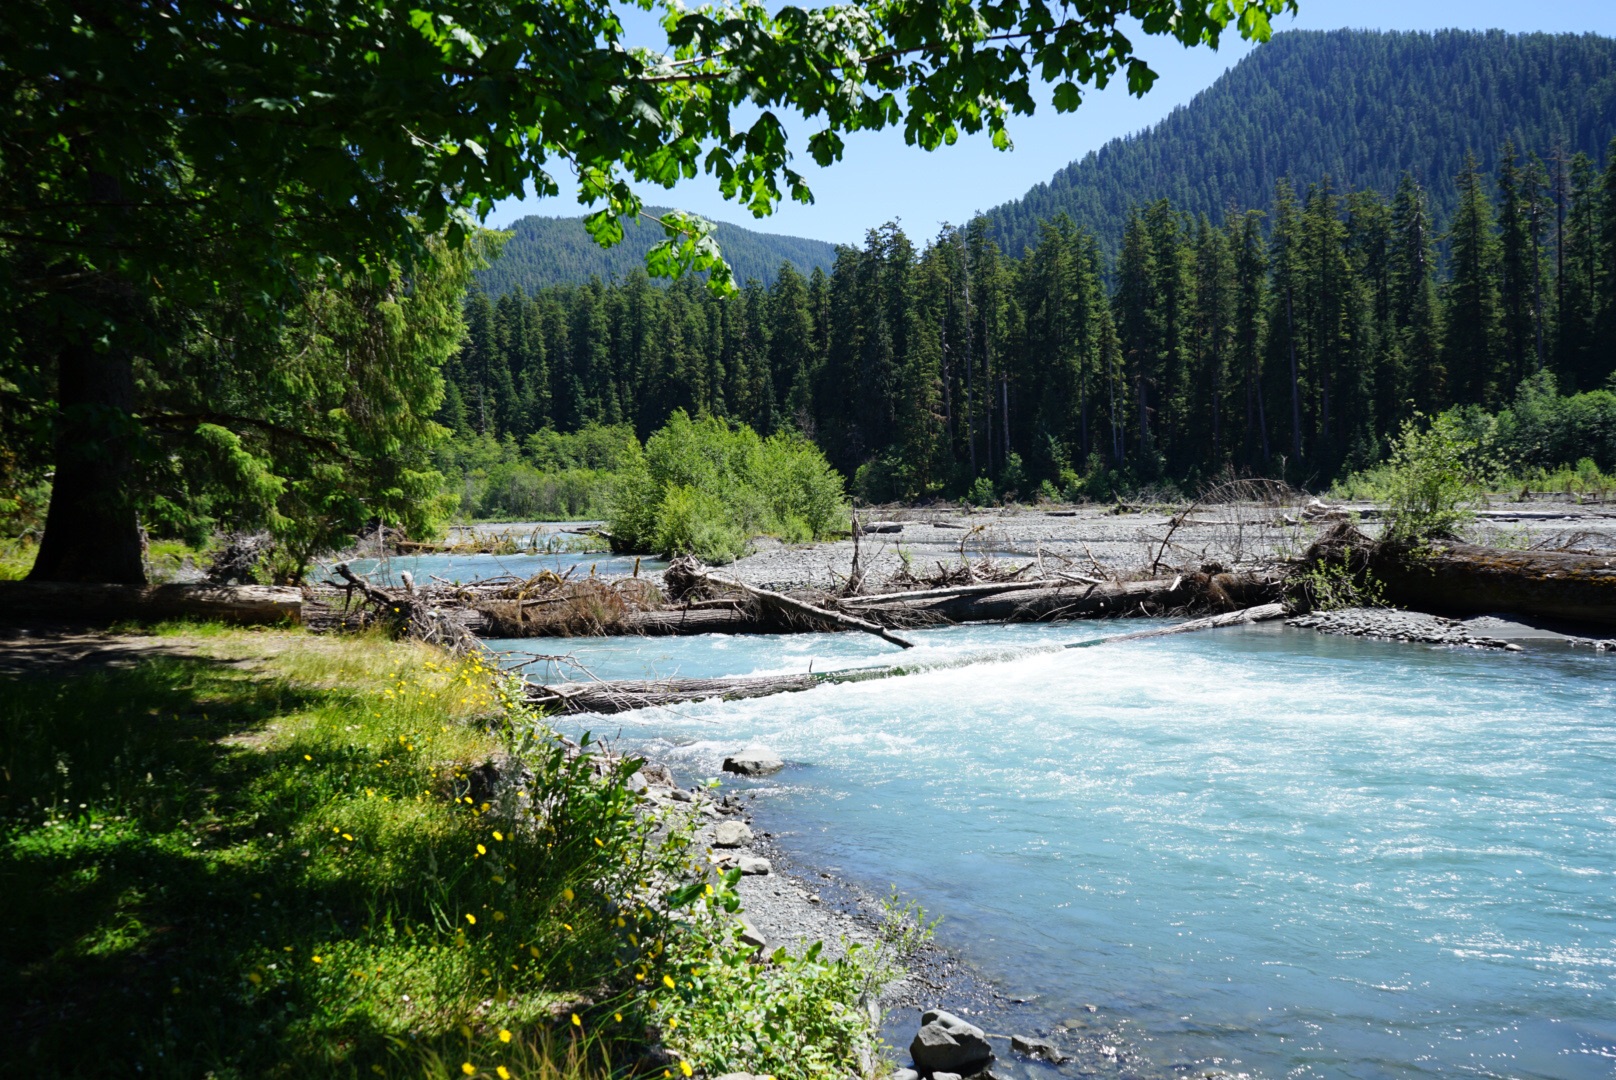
[488,623,1616,1078]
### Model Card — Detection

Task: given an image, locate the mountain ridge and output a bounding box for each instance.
[474,207,839,296]
[984,28,1616,257]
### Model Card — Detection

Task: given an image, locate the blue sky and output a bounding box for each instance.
[490,0,1616,245]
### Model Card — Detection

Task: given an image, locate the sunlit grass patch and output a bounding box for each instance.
[1,626,897,1080]
[0,629,666,1078]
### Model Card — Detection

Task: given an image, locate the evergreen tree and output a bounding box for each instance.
[1389,173,1444,412]
[1443,152,1506,405]
[1595,139,1616,381]
[1556,152,1600,388]
[1266,179,1306,467]
[767,264,816,427]
[1231,210,1271,467]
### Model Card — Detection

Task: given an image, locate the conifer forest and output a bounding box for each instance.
[445,142,1616,502]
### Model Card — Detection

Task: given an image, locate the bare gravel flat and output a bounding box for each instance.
[713,499,1616,594]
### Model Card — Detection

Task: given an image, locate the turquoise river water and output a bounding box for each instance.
[487,623,1616,1079]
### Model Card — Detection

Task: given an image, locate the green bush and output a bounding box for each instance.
[438,425,638,521]
[651,485,750,564]
[608,412,847,563]
[1494,372,1616,473]
[1380,413,1490,544]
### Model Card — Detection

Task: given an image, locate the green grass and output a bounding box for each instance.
[0,628,894,1080]
[0,630,680,1078]
[0,536,216,582]
[0,537,35,580]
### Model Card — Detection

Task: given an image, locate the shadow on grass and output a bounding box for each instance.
[0,652,633,1079]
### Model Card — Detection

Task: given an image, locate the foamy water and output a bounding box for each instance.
[494,623,1616,1078]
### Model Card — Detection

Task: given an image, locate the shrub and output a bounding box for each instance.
[608,412,847,563]
[966,475,996,507]
[1380,413,1490,545]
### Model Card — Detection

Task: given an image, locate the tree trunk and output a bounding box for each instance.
[0,582,301,624]
[28,335,145,583]
[528,602,1289,715]
[1370,542,1616,627]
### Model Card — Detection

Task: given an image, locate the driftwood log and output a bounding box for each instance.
[697,571,915,648]
[1369,542,1616,626]
[481,569,1284,639]
[842,571,1281,627]
[0,581,301,625]
[528,602,1288,715]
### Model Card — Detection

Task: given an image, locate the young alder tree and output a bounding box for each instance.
[1,0,1295,582]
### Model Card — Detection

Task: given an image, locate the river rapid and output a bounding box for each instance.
[489,622,1616,1079]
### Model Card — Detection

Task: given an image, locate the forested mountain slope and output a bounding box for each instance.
[476,209,839,295]
[986,29,1616,258]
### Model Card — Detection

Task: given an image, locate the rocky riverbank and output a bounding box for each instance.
[1286,608,1524,649]
[626,743,1174,1080]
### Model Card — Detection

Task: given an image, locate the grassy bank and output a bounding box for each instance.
[0,626,894,1079]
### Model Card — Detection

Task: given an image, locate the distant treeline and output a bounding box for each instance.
[442,140,1616,500]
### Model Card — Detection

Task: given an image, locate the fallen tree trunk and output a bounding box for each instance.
[0,581,301,625]
[699,571,915,649]
[529,602,1288,714]
[1369,542,1616,626]
[1096,602,1288,643]
[846,571,1281,626]
[474,569,1283,639]
[617,606,765,635]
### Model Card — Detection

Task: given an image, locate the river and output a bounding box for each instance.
[488,621,1616,1079]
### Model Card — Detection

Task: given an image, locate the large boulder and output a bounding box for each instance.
[722,748,785,777]
[910,1009,993,1075]
[712,820,754,848]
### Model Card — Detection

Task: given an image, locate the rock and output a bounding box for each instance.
[910,1009,994,1075]
[1009,1036,1064,1064]
[722,748,785,777]
[933,1073,962,1080]
[737,856,772,875]
[712,821,754,848]
[716,1073,761,1080]
[892,1070,920,1080]
[736,917,767,950]
[668,787,693,803]
[639,761,676,787]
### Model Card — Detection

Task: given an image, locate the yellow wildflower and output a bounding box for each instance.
[461,1065,475,1077]
[679,1062,693,1078]
[465,914,476,925]
[498,1029,512,1043]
